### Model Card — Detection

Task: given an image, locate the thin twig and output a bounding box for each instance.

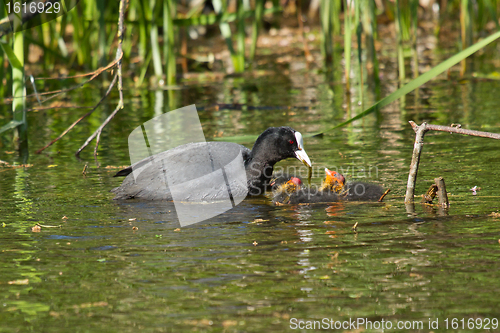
[405,120,500,204]
[35,74,118,154]
[77,0,126,157]
[3,58,120,105]
[378,189,391,202]
[27,106,94,112]
[409,121,500,139]
[405,122,427,203]
[82,162,89,175]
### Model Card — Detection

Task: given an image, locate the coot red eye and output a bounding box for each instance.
[289,140,294,144]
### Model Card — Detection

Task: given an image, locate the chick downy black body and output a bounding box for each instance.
[270,169,346,204]
[271,168,385,204]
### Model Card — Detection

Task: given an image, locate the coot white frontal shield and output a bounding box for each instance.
[293,131,312,167]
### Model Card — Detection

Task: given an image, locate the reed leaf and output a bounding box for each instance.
[250,0,264,61]
[460,0,473,76]
[395,0,405,81]
[164,0,176,85]
[320,0,332,64]
[12,31,27,150]
[411,0,419,78]
[236,1,247,71]
[150,0,163,80]
[355,0,364,104]
[344,0,353,91]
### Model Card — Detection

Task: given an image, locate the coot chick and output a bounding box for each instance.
[318,168,385,201]
[271,168,385,204]
[271,176,303,205]
[112,126,312,201]
[270,169,345,204]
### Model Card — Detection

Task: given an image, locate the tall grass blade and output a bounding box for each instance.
[163,0,176,85]
[411,0,419,78]
[150,0,163,80]
[362,0,380,90]
[355,1,363,104]
[332,0,341,37]
[395,0,405,82]
[235,0,246,71]
[460,0,472,76]
[137,0,149,61]
[97,0,106,67]
[12,32,27,153]
[320,0,333,64]
[485,0,499,29]
[213,0,239,72]
[250,0,264,61]
[70,8,85,65]
[344,0,352,92]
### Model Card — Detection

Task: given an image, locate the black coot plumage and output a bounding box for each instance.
[112,126,312,201]
[343,181,385,201]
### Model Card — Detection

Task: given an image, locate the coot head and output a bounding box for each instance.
[246,127,311,196]
[250,127,311,167]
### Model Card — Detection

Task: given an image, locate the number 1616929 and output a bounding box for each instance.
[443,318,498,330]
[5,1,61,14]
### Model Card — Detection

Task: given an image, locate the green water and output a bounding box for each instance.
[2,66,500,332]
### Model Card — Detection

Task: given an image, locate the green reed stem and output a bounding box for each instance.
[344,0,352,92]
[70,8,85,65]
[235,0,246,72]
[250,0,264,61]
[137,0,149,61]
[97,0,106,67]
[163,0,176,85]
[12,32,27,153]
[150,0,163,80]
[460,0,472,76]
[411,0,419,78]
[395,0,405,82]
[320,0,333,64]
[355,1,363,104]
[363,0,380,89]
[485,0,499,29]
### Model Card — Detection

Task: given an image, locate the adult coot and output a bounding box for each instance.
[112,126,312,201]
